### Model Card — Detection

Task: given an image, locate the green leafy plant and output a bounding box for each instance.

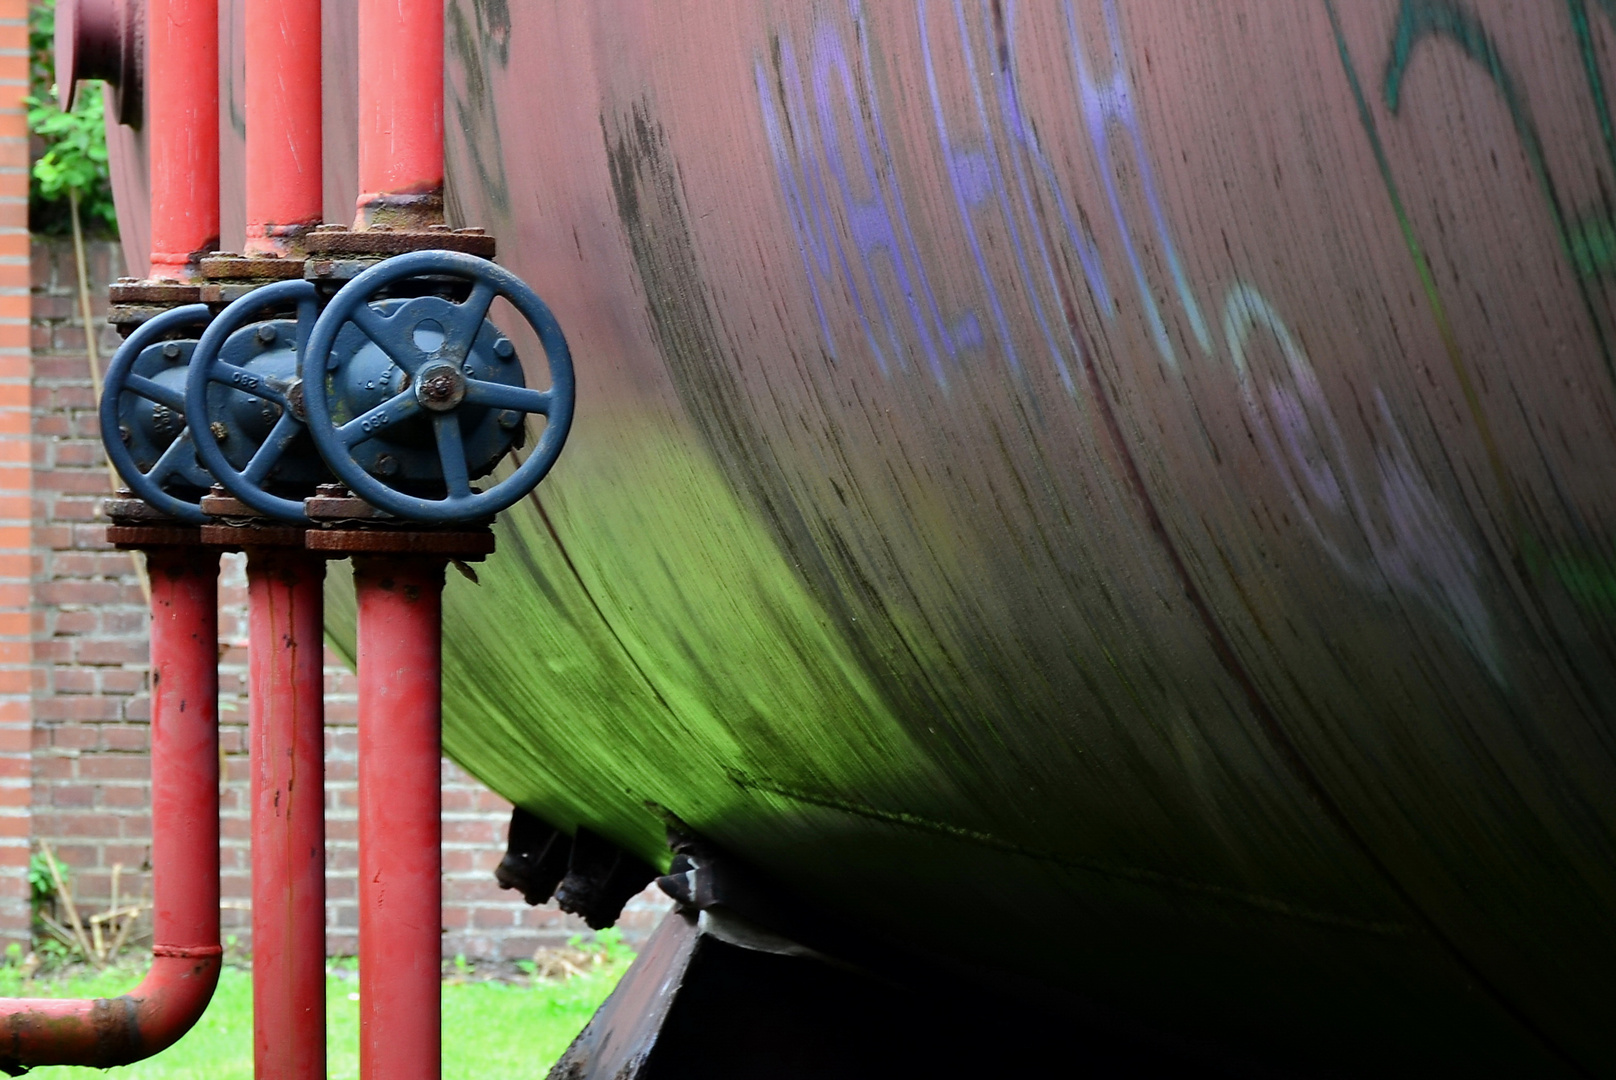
[27,849,60,916]
[26,0,117,235]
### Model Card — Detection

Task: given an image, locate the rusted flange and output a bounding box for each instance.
[105,524,202,549]
[103,493,201,547]
[305,529,494,559]
[198,523,306,550]
[104,493,178,524]
[197,488,308,550]
[303,485,394,522]
[108,280,203,305]
[198,253,307,282]
[301,224,496,259]
[109,278,206,331]
[303,485,495,560]
[193,252,312,305]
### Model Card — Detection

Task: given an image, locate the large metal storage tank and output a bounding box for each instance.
[109,2,1616,1074]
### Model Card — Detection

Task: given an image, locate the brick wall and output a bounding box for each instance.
[0,0,32,946]
[27,237,668,959]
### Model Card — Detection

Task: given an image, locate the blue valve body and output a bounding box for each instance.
[198,319,326,487]
[321,295,527,489]
[105,251,572,527]
[115,340,212,492]
[300,249,575,524]
[99,303,217,523]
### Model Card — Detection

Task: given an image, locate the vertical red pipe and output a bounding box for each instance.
[144,548,224,1025]
[147,0,219,278]
[244,0,324,253]
[356,556,445,1080]
[248,550,327,1080]
[355,0,444,228]
[0,550,223,1069]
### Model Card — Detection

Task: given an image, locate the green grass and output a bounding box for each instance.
[0,959,625,1079]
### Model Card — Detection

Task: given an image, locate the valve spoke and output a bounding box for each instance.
[449,280,498,356]
[461,380,551,414]
[432,414,473,499]
[295,294,320,356]
[208,360,287,405]
[125,374,187,413]
[349,301,419,367]
[338,389,419,446]
[146,430,194,483]
[242,412,300,484]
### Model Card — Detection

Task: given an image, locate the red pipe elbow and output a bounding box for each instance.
[0,551,221,1074]
[0,952,222,1074]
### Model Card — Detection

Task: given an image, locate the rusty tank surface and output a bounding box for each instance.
[107,1,1616,1074]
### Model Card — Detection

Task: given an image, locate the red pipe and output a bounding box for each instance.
[0,550,221,1071]
[355,556,445,1080]
[244,0,323,253]
[247,549,327,1080]
[355,0,444,229]
[147,0,220,278]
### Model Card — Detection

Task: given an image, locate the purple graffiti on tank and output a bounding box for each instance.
[921,0,1082,390]
[1064,0,1211,369]
[811,9,957,385]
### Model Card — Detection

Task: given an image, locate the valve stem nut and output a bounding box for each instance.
[416,364,467,411]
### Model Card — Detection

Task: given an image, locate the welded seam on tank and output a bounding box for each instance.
[728,770,1413,937]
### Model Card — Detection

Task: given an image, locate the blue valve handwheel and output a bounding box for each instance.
[186,279,326,524]
[99,304,215,524]
[299,249,576,523]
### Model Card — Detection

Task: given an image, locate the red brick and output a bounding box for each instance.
[33,754,76,780]
[100,784,149,809]
[98,726,148,752]
[48,783,95,809]
[73,639,147,666]
[100,670,149,695]
[36,696,121,722]
[50,668,98,694]
[77,756,150,781]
